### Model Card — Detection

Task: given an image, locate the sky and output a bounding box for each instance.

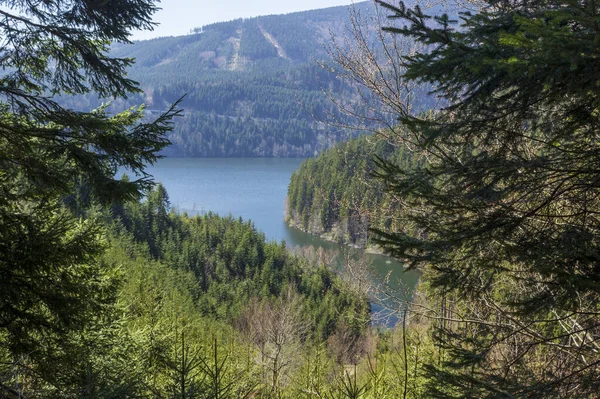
[131,0,358,41]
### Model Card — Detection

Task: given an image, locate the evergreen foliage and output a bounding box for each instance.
[1,178,373,396]
[0,0,179,393]
[12,0,600,395]
[369,0,600,396]
[112,184,370,340]
[286,134,416,249]
[0,0,448,397]
[56,2,430,157]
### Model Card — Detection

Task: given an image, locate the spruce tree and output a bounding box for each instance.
[372,0,600,396]
[0,0,179,393]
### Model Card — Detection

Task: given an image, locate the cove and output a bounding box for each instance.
[142,157,419,326]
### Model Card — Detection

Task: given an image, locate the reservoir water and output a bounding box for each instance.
[142,157,419,326]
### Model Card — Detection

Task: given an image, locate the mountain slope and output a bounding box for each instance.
[57,2,385,156]
[59,1,449,157]
[122,4,373,157]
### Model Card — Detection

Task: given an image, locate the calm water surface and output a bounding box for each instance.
[143,157,419,325]
[144,157,300,243]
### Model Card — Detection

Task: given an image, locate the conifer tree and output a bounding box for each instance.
[0,0,179,393]
[371,0,600,396]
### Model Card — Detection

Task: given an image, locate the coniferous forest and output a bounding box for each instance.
[286,133,418,250]
[288,0,600,396]
[3,0,600,397]
[55,1,440,158]
[54,3,376,158]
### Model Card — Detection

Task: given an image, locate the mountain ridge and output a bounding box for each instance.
[91,1,377,157]
[60,1,442,157]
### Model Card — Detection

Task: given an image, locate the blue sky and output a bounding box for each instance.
[131,0,358,40]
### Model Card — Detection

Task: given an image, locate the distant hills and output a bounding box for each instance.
[60,1,449,157]
[57,2,378,156]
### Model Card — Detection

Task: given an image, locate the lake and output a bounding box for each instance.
[141,157,419,326]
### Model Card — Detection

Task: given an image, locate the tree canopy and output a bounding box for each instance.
[0,0,179,391]
[370,0,600,396]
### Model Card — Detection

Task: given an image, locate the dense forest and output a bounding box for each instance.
[296,0,600,395]
[55,3,376,157]
[4,0,600,397]
[12,183,374,397]
[109,183,369,337]
[286,134,417,250]
[56,1,442,157]
[0,0,444,395]
[6,177,445,397]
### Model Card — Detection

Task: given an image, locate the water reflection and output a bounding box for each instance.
[284,223,420,328]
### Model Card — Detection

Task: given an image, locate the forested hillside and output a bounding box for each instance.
[286,133,416,249]
[295,0,600,393]
[7,0,600,396]
[1,180,376,396]
[360,0,600,396]
[110,183,369,336]
[0,0,376,394]
[56,2,376,157]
